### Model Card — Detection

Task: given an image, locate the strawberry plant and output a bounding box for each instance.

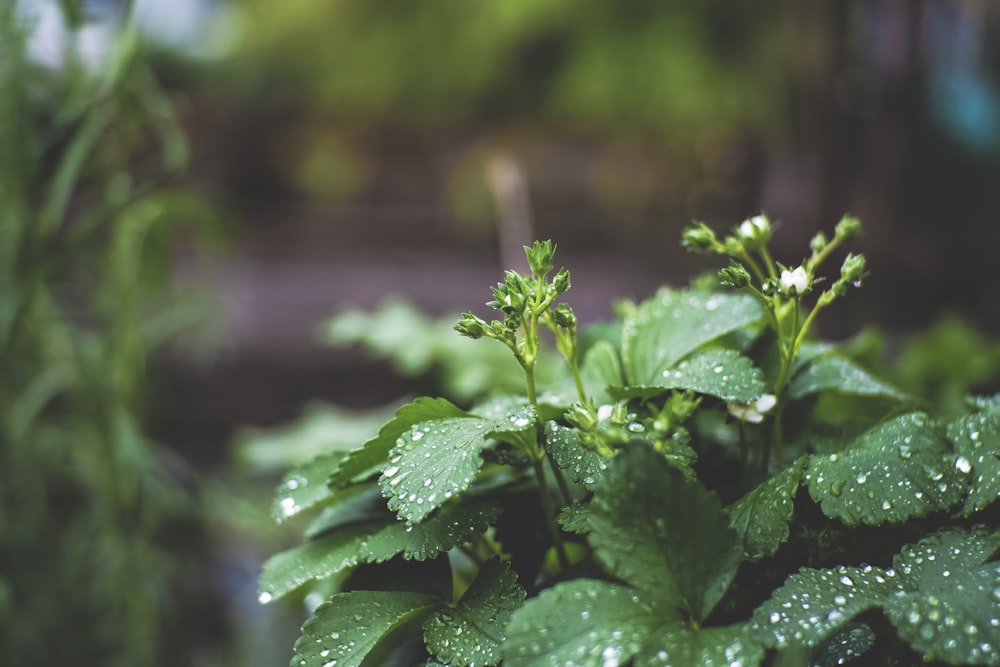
[260,219,1000,666]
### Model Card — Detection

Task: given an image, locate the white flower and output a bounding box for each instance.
[780,266,809,296]
[737,215,771,248]
[727,394,777,424]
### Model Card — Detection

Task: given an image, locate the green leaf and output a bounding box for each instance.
[502,579,660,667]
[291,590,440,667]
[580,340,623,403]
[751,564,901,649]
[259,520,384,602]
[557,502,592,534]
[423,558,525,666]
[380,408,534,524]
[260,502,498,602]
[272,452,343,523]
[545,422,610,490]
[809,623,877,667]
[588,445,741,621]
[884,527,1000,666]
[788,353,909,401]
[947,406,1000,514]
[329,397,467,489]
[728,458,807,561]
[621,288,764,386]
[647,348,765,402]
[363,501,500,562]
[805,412,965,526]
[614,348,765,403]
[635,622,765,667]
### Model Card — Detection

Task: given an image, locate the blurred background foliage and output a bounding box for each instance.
[4,0,1000,665]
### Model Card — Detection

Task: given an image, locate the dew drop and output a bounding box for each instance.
[955,456,972,474]
[258,591,272,604]
[840,575,855,587]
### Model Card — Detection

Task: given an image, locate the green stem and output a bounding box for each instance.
[737,249,768,285]
[534,457,570,570]
[758,245,779,280]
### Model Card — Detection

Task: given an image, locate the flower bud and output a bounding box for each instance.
[718,260,752,288]
[454,313,488,339]
[552,268,571,295]
[834,215,862,241]
[809,232,827,255]
[681,222,719,253]
[839,253,867,284]
[565,401,599,431]
[779,265,809,296]
[552,302,576,329]
[737,214,771,249]
[525,240,555,277]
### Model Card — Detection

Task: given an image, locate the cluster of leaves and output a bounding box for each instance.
[0,5,218,666]
[262,228,1000,666]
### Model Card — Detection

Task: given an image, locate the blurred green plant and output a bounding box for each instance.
[228,0,789,135]
[0,4,219,666]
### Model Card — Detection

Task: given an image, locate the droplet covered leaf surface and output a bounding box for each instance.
[621,288,764,386]
[806,412,965,526]
[588,444,741,621]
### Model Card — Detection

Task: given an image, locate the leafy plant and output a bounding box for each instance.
[261,221,1000,666]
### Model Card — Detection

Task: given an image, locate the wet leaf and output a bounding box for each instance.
[363,501,500,562]
[502,579,660,667]
[545,422,610,490]
[329,397,467,489]
[788,353,909,402]
[625,348,765,403]
[272,452,344,523]
[557,502,592,534]
[728,458,807,561]
[636,622,765,667]
[621,288,764,386]
[589,445,740,621]
[806,412,965,526]
[809,623,877,667]
[946,406,1000,514]
[423,558,525,666]
[291,590,440,667]
[751,564,901,649]
[380,406,534,524]
[259,520,385,603]
[260,502,498,602]
[884,526,1000,666]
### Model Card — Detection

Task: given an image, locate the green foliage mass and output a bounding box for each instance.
[228,0,790,135]
[0,6,217,666]
[260,228,1000,666]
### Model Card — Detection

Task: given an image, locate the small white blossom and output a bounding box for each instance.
[737,215,771,249]
[780,266,809,296]
[739,215,770,240]
[728,394,777,424]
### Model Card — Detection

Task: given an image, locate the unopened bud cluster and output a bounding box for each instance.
[455,240,580,378]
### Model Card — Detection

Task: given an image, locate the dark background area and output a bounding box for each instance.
[145,1,1000,464]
